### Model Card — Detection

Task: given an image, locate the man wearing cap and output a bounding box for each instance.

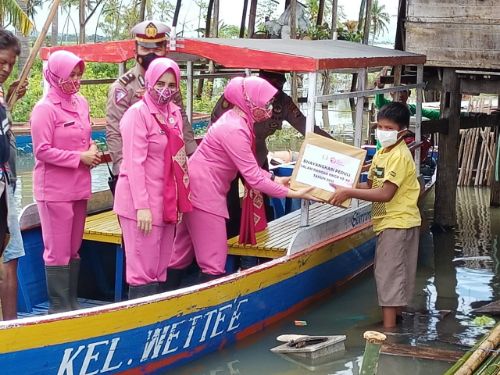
[210,70,331,269]
[106,20,197,182]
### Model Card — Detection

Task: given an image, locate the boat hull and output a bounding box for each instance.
[0,222,375,374]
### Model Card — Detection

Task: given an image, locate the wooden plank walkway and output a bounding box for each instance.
[83,204,346,259]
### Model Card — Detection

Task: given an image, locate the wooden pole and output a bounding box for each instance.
[290,0,298,104]
[331,0,338,39]
[445,324,500,375]
[360,331,387,375]
[239,0,249,38]
[316,0,325,26]
[363,0,373,44]
[434,68,461,228]
[247,0,258,39]
[8,0,62,110]
[491,131,500,206]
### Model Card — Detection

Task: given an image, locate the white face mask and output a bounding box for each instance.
[376,129,401,148]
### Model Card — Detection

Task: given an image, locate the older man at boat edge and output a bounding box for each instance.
[0,28,28,320]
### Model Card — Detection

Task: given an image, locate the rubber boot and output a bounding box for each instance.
[161,268,186,291]
[198,272,223,283]
[69,259,81,310]
[45,265,71,314]
[128,282,160,299]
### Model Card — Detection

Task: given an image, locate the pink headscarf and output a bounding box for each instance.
[224,77,277,245]
[44,50,84,99]
[142,57,192,223]
[224,76,278,124]
[144,57,181,115]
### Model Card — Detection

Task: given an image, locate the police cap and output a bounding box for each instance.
[131,20,170,48]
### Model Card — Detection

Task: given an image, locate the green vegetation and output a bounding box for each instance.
[7,57,223,124]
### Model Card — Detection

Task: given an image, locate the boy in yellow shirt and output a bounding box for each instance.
[330,102,421,328]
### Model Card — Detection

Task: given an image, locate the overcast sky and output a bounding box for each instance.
[34,0,398,42]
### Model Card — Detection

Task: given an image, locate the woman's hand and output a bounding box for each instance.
[275,176,290,186]
[287,186,319,201]
[329,184,351,206]
[137,209,153,235]
[80,146,100,167]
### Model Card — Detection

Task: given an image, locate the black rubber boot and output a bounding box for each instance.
[128,282,160,299]
[45,265,71,313]
[198,272,223,283]
[69,259,81,310]
[161,268,186,291]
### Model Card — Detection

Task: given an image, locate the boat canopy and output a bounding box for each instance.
[40,38,426,72]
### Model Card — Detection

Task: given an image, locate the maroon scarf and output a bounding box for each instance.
[238,129,268,245]
[153,113,192,223]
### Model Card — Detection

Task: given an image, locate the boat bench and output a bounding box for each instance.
[83,211,124,302]
[81,210,291,289]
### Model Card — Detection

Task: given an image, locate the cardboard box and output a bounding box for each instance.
[290,133,367,208]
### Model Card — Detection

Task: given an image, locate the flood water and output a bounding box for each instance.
[12,134,499,374]
[166,188,500,375]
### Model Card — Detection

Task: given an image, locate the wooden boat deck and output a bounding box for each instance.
[228,204,346,258]
[83,204,346,259]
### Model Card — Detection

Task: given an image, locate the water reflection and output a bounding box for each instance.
[171,187,499,375]
[14,154,112,211]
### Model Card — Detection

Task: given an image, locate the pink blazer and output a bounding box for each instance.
[189,109,288,219]
[113,100,183,226]
[31,91,92,202]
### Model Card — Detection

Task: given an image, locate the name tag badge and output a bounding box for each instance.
[63,121,75,127]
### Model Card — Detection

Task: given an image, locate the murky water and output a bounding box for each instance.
[165,188,500,375]
[13,129,499,374]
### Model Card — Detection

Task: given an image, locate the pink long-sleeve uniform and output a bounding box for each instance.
[31,51,92,266]
[170,76,288,276]
[113,58,186,286]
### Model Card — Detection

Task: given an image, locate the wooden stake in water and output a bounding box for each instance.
[360,331,387,375]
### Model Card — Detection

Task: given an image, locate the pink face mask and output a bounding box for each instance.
[47,69,80,95]
[148,86,177,106]
[242,80,274,122]
[58,78,80,95]
[250,102,273,122]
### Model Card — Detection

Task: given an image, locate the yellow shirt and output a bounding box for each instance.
[368,140,421,234]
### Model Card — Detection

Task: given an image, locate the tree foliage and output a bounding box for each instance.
[0,0,34,36]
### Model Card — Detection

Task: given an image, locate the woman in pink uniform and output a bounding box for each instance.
[167,76,315,285]
[31,50,100,313]
[113,58,191,299]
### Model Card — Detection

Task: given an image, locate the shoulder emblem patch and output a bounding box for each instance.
[115,88,128,104]
[119,73,136,86]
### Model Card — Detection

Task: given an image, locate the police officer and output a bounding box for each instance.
[210,70,331,269]
[106,20,197,180]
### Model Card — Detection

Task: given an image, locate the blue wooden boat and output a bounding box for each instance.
[0,38,427,374]
[1,202,374,374]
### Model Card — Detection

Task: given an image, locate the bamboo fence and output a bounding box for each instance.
[457,97,498,187]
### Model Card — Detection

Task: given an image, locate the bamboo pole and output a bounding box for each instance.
[450,324,500,375]
[475,128,486,186]
[8,0,62,110]
[360,331,386,375]
[458,130,465,169]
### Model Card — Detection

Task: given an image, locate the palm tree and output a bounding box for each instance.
[0,0,34,36]
[370,0,390,42]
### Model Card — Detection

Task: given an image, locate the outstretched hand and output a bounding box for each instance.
[329,184,351,206]
[287,186,320,202]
